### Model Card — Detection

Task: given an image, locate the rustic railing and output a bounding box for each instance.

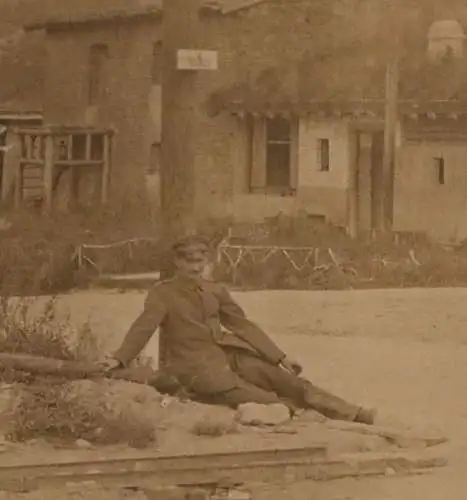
[11,125,114,211]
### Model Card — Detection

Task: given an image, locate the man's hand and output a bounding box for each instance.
[98,356,122,372]
[280,357,303,375]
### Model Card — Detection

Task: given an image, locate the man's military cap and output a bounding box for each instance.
[171,235,210,262]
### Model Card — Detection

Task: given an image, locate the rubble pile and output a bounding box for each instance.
[0,376,444,459]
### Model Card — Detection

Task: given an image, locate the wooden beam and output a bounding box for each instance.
[42,133,55,213]
[67,134,73,160]
[101,133,111,204]
[14,163,23,209]
[85,133,92,161]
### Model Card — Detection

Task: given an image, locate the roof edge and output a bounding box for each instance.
[202,0,269,15]
[25,0,269,31]
[0,110,43,121]
[24,6,162,32]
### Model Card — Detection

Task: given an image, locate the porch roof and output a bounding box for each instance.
[219,99,467,120]
[211,55,467,120]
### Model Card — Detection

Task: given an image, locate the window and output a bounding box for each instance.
[88,44,109,106]
[248,116,297,195]
[151,42,162,85]
[317,138,330,171]
[148,143,161,174]
[265,117,291,188]
[434,156,445,185]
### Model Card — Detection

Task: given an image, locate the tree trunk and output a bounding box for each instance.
[0,352,183,394]
[160,0,203,246]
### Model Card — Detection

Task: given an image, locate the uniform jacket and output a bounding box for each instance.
[113,276,286,393]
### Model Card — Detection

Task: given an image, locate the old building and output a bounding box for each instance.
[17,0,467,241]
[0,28,44,200]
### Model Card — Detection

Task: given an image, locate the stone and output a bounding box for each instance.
[0,218,11,231]
[294,409,327,424]
[185,489,210,500]
[75,438,93,449]
[235,403,291,427]
[385,467,397,476]
[142,486,188,500]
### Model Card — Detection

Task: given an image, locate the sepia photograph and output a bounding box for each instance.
[0,0,464,498]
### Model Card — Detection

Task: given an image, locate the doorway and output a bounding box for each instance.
[351,130,385,234]
[0,125,5,198]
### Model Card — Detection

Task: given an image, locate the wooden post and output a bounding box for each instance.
[43,132,55,213]
[381,45,400,233]
[14,161,22,209]
[85,133,92,161]
[347,129,360,239]
[101,132,111,204]
[67,134,79,206]
[67,134,73,160]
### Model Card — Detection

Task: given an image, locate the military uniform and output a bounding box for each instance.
[113,274,364,422]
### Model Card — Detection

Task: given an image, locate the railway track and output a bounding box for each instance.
[0,444,447,493]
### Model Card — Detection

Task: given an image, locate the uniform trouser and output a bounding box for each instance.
[199,348,361,422]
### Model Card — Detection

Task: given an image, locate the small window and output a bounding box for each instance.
[434,157,445,185]
[88,44,109,106]
[148,143,161,174]
[151,42,162,85]
[317,138,330,171]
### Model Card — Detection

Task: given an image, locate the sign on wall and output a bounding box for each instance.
[177,49,218,71]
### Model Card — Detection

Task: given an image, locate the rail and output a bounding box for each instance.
[0,445,447,493]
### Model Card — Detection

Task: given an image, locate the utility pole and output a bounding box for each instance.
[381,46,399,233]
[160,0,202,246]
[379,0,402,234]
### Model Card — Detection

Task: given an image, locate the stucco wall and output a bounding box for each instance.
[394,139,467,242]
[41,2,356,220]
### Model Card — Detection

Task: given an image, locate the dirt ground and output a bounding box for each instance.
[6,287,467,499]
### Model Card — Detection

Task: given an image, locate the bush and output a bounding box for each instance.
[0,295,156,448]
[215,214,467,290]
[8,379,157,448]
[0,204,160,295]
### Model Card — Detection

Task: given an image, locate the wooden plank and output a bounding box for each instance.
[23,180,43,190]
[54,160,103,167]
[250,117,267,190]
[98,272,161,282]
[101,133,111,204]
[85,134,92,161]
[19,159,44,166]
[67,135,73,161]
[14,164,23,208]
[42,134,54,213]
[14,127,114,136]
[326,421,448,449]
[0,447,446,492]
[22,178,42,186]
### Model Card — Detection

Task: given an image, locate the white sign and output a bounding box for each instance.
[177,49,218,71]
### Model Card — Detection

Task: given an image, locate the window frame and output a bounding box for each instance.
[247,115,298,196]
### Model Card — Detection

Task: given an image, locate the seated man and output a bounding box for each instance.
[101,235,375,424]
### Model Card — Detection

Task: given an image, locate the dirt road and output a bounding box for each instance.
[50,287,467,499]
